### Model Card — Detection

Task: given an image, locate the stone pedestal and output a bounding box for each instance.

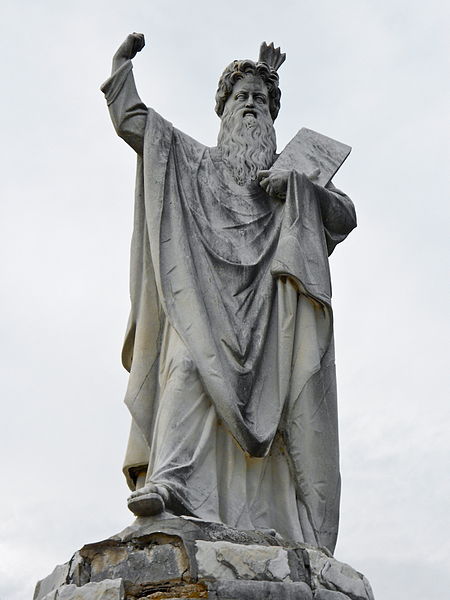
[34,517,374,600]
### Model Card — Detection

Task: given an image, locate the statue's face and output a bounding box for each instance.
[217,73,276,185]
[223,75,271,124]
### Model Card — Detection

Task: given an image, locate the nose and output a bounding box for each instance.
[245,94,255,107]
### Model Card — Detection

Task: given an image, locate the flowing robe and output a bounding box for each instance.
[101,61,356,552]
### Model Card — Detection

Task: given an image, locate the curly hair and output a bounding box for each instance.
[215,60,281,121]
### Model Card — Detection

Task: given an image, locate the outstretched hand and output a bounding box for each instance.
[257,169,290,199]
[258,167,321,199]
[112,33,145,71]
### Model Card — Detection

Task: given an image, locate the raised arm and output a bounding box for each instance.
[101,33,148,154]
[110,32,145,73]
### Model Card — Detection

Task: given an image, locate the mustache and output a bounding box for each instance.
[217,109,276,185]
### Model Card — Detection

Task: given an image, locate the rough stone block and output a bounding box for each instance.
[68,552,90,586]
[34,519,375,600]
[208,580,313,599]
[34,562,70,600]
[47,580,124,599]
[86,542,186,585]
[195,540,292,582]
[305,548,374,600]
[34,552,90,600]
[314,590,351,599]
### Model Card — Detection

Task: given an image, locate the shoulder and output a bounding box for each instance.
[172,126,208,165]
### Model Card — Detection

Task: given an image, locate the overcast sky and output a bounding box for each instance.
[1,1,449,599]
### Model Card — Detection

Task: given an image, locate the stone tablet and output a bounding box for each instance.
[271,127,351,186]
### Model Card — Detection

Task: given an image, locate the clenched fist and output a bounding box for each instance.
[112,33,145,72]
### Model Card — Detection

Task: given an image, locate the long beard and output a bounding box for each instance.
[217,110,277,185]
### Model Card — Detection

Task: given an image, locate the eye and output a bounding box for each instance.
[255,95,267,104]
[235,92,246,100]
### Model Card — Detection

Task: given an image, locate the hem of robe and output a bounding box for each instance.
[123,280,338,550]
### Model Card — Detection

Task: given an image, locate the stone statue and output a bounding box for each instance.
[101,33,356,555]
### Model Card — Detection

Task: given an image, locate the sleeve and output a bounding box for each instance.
[100,60,148,154]
[318,180,357,255]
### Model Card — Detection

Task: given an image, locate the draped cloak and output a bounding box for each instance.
[101,61,357,553]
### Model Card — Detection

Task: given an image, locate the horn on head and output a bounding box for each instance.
[258,42,286,71]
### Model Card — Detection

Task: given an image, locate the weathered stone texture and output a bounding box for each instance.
[34,563,69,600]
[195,540,292,581]
[34,518,374,599]
[305,547,374,600]
[41,579,124,600]
[83,540,187,584]
[314,589,352,599]
[208,580,313,599]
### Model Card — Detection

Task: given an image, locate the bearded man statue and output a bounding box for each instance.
[101,33,356,555]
